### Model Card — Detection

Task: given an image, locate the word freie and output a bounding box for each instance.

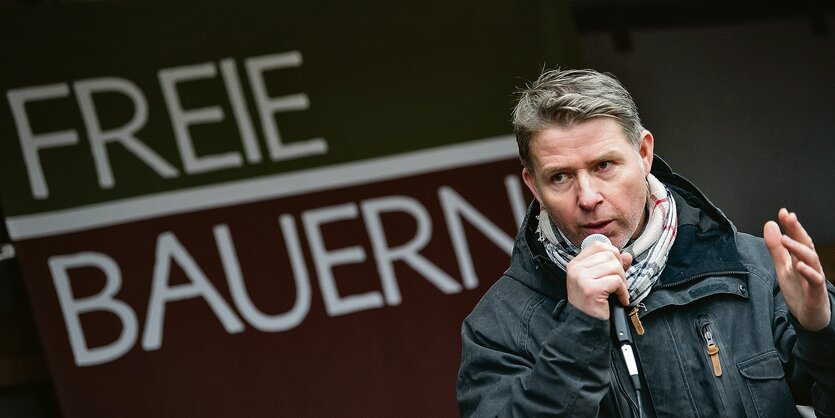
[6,50,325,199]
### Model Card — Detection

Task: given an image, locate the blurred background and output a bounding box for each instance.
[0,0,832,416]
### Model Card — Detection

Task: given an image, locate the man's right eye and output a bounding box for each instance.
[552,173,568,183]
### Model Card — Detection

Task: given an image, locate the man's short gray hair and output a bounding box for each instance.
[512,68,644,169]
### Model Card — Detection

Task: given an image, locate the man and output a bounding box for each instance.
[456,69,835,417]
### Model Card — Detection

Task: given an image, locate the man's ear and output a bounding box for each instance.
[522,167,543,206]
[638,130,654,175]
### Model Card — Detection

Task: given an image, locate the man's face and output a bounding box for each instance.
[522,117,654,249]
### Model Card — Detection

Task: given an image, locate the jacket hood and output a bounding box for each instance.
[505,155,748,300]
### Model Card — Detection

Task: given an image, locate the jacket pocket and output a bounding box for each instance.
[736,351,800,418]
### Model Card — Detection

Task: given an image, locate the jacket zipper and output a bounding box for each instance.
[703,326,722,377]
[653,271,748,290]
[699,319,730,415]
[640,271,747,337]
[628,270,747,342]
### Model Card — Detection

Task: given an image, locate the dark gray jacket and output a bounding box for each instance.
[457,158,835,417]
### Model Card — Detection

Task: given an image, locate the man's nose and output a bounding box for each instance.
[577,174,603,210]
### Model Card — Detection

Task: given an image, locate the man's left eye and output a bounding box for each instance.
[598,161,611,170]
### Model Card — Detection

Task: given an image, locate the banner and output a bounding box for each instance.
[0,1,581,415]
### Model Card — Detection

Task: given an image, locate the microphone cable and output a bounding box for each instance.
[582,234,645,418]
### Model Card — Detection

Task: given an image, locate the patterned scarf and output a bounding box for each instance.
[538,174,678,307]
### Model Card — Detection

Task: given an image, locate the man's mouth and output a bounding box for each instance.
[581,220,612,232]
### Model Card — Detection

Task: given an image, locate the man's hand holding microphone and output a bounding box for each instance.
[566,234,633,320]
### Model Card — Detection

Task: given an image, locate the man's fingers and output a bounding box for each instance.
[620,252,634,271]
[591,274,629,306]
[763,220,789,268]
[781,234,823,272]
[579,258,627,281]
[609,276,630,307]
[778,208,815,249]
[796,261,826,286]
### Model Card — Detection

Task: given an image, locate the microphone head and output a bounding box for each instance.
[581,233,611,249]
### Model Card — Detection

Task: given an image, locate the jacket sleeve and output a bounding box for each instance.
[774,280,835,417]
[457,299,613,417]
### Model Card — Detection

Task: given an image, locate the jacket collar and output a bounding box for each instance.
[650,157,748,286]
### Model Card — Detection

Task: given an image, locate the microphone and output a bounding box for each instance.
[580,234,644,416]
[580,234,631,345]
[580,233,611,249]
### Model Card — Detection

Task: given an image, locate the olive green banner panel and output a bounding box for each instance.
[0,0,581,218]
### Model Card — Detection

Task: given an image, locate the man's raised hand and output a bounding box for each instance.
[764,208,831,331]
